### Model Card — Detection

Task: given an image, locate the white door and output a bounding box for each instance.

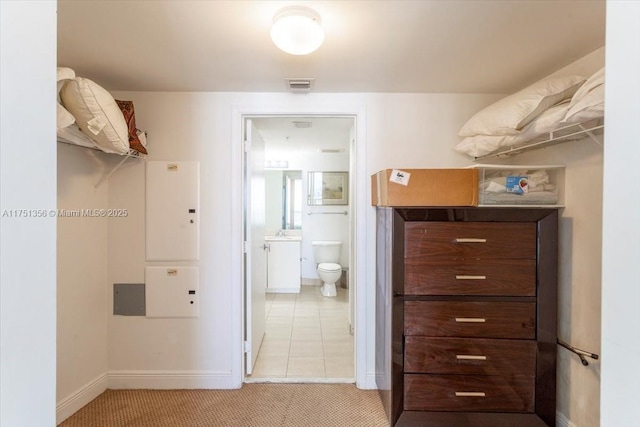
[244,119,267,375]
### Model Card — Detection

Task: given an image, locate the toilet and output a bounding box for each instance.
[312,241,343,297]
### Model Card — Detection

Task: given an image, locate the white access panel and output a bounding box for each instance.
[146,161,199,261]
[146,266,199,318]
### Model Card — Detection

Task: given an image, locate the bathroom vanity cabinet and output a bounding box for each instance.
[266,238,301,293]
[375,207,558,427]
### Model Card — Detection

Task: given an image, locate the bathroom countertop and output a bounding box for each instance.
[265,235,302,242]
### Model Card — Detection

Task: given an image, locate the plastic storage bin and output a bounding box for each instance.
[470,164,565,207]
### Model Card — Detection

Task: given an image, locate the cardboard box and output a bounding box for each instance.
[371,168,478,207]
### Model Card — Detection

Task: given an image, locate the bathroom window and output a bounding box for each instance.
[283,171,302,229]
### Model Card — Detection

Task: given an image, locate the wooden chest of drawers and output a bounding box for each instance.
[375,208,558,427]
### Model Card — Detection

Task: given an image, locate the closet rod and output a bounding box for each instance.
[307,211,348,215]
[557,338,599,366]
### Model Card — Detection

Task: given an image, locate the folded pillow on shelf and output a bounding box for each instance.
[57,103,76,131]
[56,67,75,94]
[60,77,129,155]
[564,85,605,123]
[568,67,604,107]
[564,67,605,123]
[458,75,585,137]
[56,67,76,131]
[455,102,571,157]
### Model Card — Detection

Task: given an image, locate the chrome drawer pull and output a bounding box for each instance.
[455,391,486,397]
[455,317,486,323]
[455,238,487,243]
[455,275,487,280]
[456,354,487,361]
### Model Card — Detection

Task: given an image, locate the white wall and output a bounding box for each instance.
[514,47,604,426]
[0,2,57,427]
[56,145,110,422]
[601,1,640,425]
[105,91,493,388]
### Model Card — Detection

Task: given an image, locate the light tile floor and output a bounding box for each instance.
[249,284,354,380]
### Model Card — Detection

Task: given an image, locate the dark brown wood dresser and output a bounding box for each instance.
[375,208,558,427]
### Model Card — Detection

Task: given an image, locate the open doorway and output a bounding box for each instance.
[242,115,357,383]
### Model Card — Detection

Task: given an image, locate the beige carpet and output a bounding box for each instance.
[60,384,389,427]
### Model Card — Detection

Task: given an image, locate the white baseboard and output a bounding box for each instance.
[557,411,578,427]
[56,373,108,425]
[107,370,240,389]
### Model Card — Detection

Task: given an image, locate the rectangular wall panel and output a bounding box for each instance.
[146,161,199,261]
[146,266,199,318]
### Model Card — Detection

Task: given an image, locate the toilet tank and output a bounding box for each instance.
[312,241,342,264]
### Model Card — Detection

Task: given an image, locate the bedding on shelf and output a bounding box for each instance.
[456,68,604,158]
[56,67,147,157]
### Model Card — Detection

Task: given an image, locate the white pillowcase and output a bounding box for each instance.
[564,84,604,123]
[458,75,586,137]
[56,67,76,131]
[60,77,129,154]
[569,67,604,107]
[57,67,75,94]
[455,102,571,157]
[57,104,76,130]
[564,67,605,122]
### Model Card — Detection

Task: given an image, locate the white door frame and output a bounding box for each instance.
[230,104,369,388]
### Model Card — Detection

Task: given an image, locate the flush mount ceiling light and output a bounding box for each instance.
[270,6,325,55]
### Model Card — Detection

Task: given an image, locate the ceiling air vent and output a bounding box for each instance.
[286,78,314,92]
[319,148,345,154]
[293,121,312,128]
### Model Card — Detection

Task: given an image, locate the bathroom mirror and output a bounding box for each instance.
[307,171,349,206]
[265,170,302,230]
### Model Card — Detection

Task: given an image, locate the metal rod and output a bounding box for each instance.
[557,339,599,366]
[474,121,604,161]
[307,211,348,215]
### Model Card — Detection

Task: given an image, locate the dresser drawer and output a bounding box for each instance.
[404,301,536,339]
[404,222,536,259]
[404,337,536,376]
[405,258,536,296]
[404,373,534,412]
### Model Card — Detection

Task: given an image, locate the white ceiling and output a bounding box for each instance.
[252,116,354,157]
[58,0,606,94]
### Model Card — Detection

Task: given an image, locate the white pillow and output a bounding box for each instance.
[569,67,604,107]
[455,103,572,157]
[458,75,586,137]
[56,67,77,131]
[60,77,129,154]
[57,103,75,131]
[564,84,604,123]
[57,67,75,94]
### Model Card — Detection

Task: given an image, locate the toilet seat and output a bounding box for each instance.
[318,262,341,272]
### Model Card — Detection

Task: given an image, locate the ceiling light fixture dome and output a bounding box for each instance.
[270,6,324,55]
